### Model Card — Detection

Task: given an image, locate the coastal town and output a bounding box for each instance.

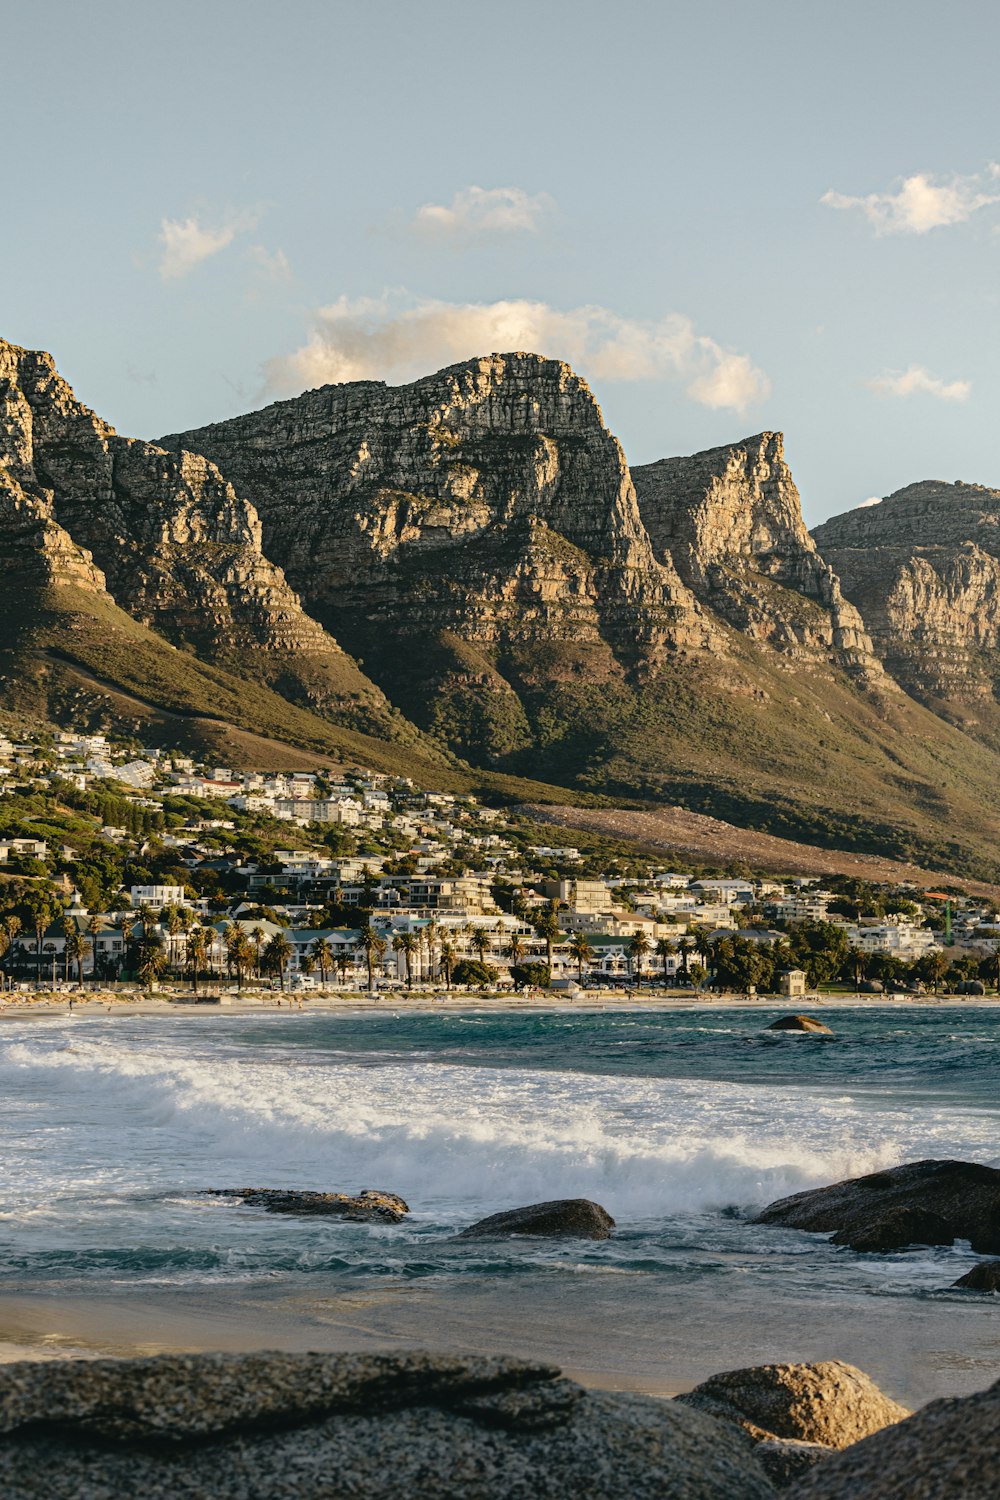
[0,727,996,1003]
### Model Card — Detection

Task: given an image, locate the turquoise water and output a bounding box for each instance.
[0,1006,997,1299]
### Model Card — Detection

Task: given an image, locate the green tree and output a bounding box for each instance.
[534,908,562,973]
[263,932,293,992]
[567,931,594,982]
[335,952,351,987]
[654,935,676,987]
[64,925,87,987]
[186,924,208,995]
[627,930,651,981]
[312,937,333,987]
[439,939,457,990]
[358,923,387,992]
[392,930,419,989]
[137,936,167,993]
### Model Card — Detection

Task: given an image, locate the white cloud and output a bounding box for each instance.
[248,245,292,281]
[867,364,971,402]
[265,293,770,413]
[412,186,554,239]
[157,210,258,280]
[822,165,1000,235]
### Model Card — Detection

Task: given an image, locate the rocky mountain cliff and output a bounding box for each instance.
[0,338,409,742]
[5,332,1000,875]
[813,482,1000,743]
[632,433,883,676]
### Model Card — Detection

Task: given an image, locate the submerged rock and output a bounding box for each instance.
[754,1159,1000,1253]
[677,1360,909,1449]
[458,1199,615,1240]
[766,1016,833,1034]
[208,1188,409,1222]
[0,1351,775,1500]
[953,1259,1000,1291]
[786,1372,1000,1499]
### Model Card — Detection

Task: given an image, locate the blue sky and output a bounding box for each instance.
[5,0,999,524]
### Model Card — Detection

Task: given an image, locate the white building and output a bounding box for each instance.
[130,884,187,908]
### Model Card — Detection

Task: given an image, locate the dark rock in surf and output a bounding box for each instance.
[766,1015,833,1035]
[208,1188,409,1223]
[754,1159,1000,1253]
[458,1199,615,1240]
[953,1259,1000,1291]
[677,1360,909,1450]
[0,1351,775,1500]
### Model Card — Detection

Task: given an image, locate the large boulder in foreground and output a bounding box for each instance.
[0,1351,774,1500]
[953,1259,1000,1291]
[754,1159,1000,1253]
[786,1373,1000,1499]
[766,1016,833,1034]
[677,1360,909,1449]
[208,1188,409,1222]
[459,1198,615,1240]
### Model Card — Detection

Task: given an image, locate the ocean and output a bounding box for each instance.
[1,1005,998,1403]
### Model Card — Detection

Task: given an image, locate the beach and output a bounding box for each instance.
[0,1003,997,1410]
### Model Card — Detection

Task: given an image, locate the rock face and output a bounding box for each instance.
[785,1372,1000,1499]
[633,434,883,678]
[458,1198,615,1240]
[952,1259,1000,1291]
[812,482,1000,740]
[678,1360,909,1450]
[754,1159,1000,1253]
[208,1188,409,1222]
[0,337,405,739]
[0,1351,775,1500]
[766,1015,833,1034]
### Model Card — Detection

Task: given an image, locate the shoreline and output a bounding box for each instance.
[1,988,998,1019]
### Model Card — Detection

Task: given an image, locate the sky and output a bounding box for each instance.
[4,0,1000,525]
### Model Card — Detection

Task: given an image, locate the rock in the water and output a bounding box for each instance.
[766,1015,833,1034]
[756,1440,832,1487]
[458,1198,615,1240]
[208,1188,409,1222]
[953,1259,1000,1291]
[785,1372,1000,1499]
[754,1159,1000,1253]
[0,1351,775,1500]
[677,1360,909,1448]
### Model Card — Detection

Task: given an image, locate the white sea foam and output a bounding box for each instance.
[1,1028,995,1221]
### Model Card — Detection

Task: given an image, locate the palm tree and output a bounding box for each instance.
[264,932,293,992]
[534,908,562,974]
[424,916,439,982]
[64,925,86,987]
[507,932,525,969]
[137,903,155,939]
[61,915,76,984]
[28,896,53,986]
[250,925,266,979]
[655,936,677,987]
[335,952,351,987]
[678,937,692,982]
[439,939,457,990]
[300,954,316,980]
[846,944,866,989]
[469,926,491,964]
[137,936,167,993]
[87,914,101,985]
[392,931,419,989]
[186,924,207,995]
[359,924,388,992]
[163,906,183,975]
[312,937,333,988]
[0,916,21,989]
[567,931,594,983]
[628,930,651,983]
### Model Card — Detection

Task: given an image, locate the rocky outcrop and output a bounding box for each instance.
[766,1015,833,1034]
[0,1351,775,1500]
[0,337,405,739]
[458,1198,615,1240]
[163,353,714,767]
[952,1259,1000,1291]
[633,434,884,678]
[786,1372,1000,1499]
[678,1360,909,1449]
[208,1188,409,1222]
[754,1159,1000,1253]
[812,482,1000,726]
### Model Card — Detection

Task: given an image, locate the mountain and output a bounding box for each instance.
[813,482,1000,751]
[6,330,1000,876]
[165,355,1000,876]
